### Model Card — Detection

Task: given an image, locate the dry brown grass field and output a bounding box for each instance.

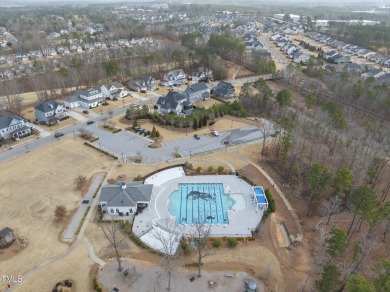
[0,138,113,291]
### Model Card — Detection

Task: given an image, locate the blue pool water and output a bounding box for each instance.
[254,187,267,204]
[168,183,235,225]
[254,187,264,195]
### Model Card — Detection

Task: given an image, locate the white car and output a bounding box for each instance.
[212,130,220,137]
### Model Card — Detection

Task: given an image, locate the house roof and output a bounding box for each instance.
[0,227,13,238]
[184,82,208,95]
[212,81,235,96]
[100,182,153,208]
[35,100,61,113]
[0,114,24,129]
[157,91,188,110]
[79,88,101,97]
[103,82,123,90]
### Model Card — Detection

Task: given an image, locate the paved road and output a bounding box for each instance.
[260,34,288,68]
[93,125,269,164]
[0,97,158,163]
[62,173,105,241]
[0,76,272,163]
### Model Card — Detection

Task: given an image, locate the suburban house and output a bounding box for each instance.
[157,91,193,115]
[160,69,187,86]
[34,100,68,125]
[361,68,385,79]
[183,82,210,102]
[0,114,31,140]
[293,52,310,64]
[99,182,153,216]
[0,227,15,247]
[211,81,235,99]
[188,67,214,82]
[64,88,104,109]
[100,82,127,100]
[127,75,157,92]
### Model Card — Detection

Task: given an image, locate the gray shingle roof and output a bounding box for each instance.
[34,100,61,113]
[100,182,153,208]
[185,82,208,94]
[0,114,24,129]
[0,227,13,238]
[157,91,187,110]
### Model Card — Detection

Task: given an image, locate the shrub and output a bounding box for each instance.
[133,174,143,181]
[227,237,238,247]
[217,166,225,173]
[208,166,214,172]
[213,238,222,247]
[209,121,215,126]
[156,130,160,137]
[196,166,202,173]
[181,241,192,255]
[184,161,193,170]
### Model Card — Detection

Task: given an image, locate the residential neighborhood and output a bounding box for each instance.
[0,2,389,292]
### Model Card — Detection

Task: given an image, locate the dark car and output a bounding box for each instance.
[144,131,151,136]
[139,129,145,134]
[194,134,200,140]
[82,200,89,204]
[54,132,64,138]
[82,110,89,114]
[87,120,94,125]
[140,90,147,93]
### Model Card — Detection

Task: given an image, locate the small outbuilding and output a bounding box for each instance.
[0,227,15,247]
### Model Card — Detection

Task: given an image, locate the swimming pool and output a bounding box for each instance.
[253,186,267,204]
[168,183,235,225]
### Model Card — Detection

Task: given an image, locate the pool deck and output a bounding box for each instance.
[133,168,264,242]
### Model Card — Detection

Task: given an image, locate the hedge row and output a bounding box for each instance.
[83,142,118,160]
[75,206,90,235]
[142,163,185,182]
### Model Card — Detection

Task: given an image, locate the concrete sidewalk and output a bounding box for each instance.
[62,173,105,242]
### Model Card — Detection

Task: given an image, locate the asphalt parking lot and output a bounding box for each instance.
[92,125,267,163]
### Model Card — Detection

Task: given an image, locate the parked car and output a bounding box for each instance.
[140,90,147,93]
[144,131,151,136]
[131,103,139,108]
[212,130,220,137]
[194,134,200,140]
[87,120,94,125]
[54,132,64,138]
[139,129,145,134]
[82,200,89,204]
[82,110,89,114]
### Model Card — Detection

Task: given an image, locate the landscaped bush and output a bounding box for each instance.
[120,221,132,234]
[112,128,122,133]
[227,237,238,247]
[181,241,192,255]
[184,161,193,170]
[263,188,276,221]
[208,166,214,172]
[217,166,225,173]
[196,166,202,173]
[133,174,143,181]
[213,238,222,247]
[93,278,102,292]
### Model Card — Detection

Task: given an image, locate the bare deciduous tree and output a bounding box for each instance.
[151,218,182,291]
[190,220,213,278]
[73,174,87,190]
[54,205,67,221]
[100,221,125,271]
